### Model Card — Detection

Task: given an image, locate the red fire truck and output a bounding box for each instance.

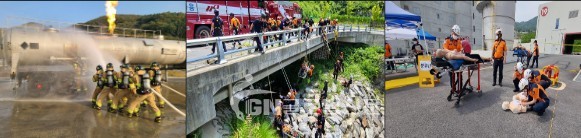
[186,1,302,40]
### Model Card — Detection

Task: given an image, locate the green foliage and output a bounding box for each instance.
[303,43,384,93]
[516,16,537,33]
[574,40,581,52]
[294,1,384,26]
[229,116,278,138]
[84,12,185,40]
[520,32,536,43]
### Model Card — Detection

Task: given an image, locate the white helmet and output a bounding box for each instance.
[496,28,502,34]
[523,69,532,79]
[516,62,523,72]
[518,78,529,91]
[452,25,461,35]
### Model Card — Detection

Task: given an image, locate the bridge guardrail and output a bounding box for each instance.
[186,24,374,67]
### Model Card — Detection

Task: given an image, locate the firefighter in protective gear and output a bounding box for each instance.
[73,62,83,92]
[148,62,165,108]
[443,25,463,52]
[95,63,118,111]
[92,65,106,108]
[110,64,134,113]
[125,65,162,123]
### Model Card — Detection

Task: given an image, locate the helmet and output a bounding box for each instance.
[96,65,103,71]
[452,25,460,35]
[106,63,113,69]
[151,62,159,68]
[230,13,234,16]
[523,69,532,79]
[516,62,523,72]
[496,28,502,34]
[135,65,143,71]
[214,10,219,16]
[316,108,322,115]
[120,64,128,69]
[261,14,267,19]
[518,78,529,91]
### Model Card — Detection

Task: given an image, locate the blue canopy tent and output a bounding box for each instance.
[385,1,435,54]
[416,29,436,41]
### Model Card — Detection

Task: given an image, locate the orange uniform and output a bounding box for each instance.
[492,40,507,59]
[385,43,392,58]
[230,17,240,30]
[514,70,523,80]
[443,38,462,52]
[528,83,549,102]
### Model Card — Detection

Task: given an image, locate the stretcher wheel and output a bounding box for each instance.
[447,94,452,101]
[454,100,460,107]
[477,90,482,97]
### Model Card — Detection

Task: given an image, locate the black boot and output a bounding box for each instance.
[154,117,162,123]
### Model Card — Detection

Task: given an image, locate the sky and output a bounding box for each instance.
[0,1,184,27]
[515,1,550,22]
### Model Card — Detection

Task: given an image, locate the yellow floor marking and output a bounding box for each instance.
[385,76,419,90]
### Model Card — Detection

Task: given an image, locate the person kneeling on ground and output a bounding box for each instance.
[502,78,529,114]
[520,78,551,116]
[523,69,552,90]
[513,62,525,92]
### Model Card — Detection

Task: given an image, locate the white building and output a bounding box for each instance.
[388,1,484,55]
[535,1,581,55]
[387,1,517,57]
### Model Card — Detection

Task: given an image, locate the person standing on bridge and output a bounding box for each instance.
[125,65,162,123]
[531,40,540,68]
[251,14,267,54]
[492,29,507,87]
[229,13,242,49]
[211,10,227,54]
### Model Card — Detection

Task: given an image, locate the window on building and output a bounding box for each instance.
[569,10,579,18]
[555,18,560,29]
[439,28,441,32]
[404,5,409,11]
[437,13,440,19]
[473,38,476,44]
[472,1,474,6]
[473,26,475,32]
[473,13,475,20]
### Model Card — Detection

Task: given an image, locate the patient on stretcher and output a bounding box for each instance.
[435,49,491,63]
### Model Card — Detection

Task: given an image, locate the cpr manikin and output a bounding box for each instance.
[501,78,529,113]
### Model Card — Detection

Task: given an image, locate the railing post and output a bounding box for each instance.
[350,25,352,32]
[216,37,227,64]
[258,33,264,51]
[282,30,287,46]
[358,26,360,32]
[298,28,302,42]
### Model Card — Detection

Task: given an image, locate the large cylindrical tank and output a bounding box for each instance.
[476,1,516,50]
[3,28,185,66]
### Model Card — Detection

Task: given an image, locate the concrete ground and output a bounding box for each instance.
[0,78,186,137]
[385,55,581,137]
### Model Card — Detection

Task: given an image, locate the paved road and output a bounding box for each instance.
[385,55,581,137]
[0,78,186,137]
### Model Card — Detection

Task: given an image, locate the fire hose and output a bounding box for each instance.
[149,88,186,117]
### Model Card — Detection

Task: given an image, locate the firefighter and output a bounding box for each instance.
[73,62,83,92]
[492,28,507,87]
[513,62,524,92]
[211,10,227,54]
[523,69,552,90]
[125,65,162,123]
[250,14,267,54]
[91,65,105,108]
[109,64,134,113]
[519,78,550,116]
[531,40,540,68]
[149,62,165,108]
[95,63,118,111]
[229,13,242,49]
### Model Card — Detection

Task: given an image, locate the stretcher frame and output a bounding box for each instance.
[432,58,491,106]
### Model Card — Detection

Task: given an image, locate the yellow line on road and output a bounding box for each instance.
[385,76,419,90]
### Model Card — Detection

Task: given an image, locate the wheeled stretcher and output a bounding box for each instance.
[431,55,491,106]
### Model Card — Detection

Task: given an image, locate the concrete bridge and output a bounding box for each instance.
[186,25,384,133]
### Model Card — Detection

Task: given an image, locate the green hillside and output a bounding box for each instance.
[84,12,185,40]
[516,16,537,33]
[294,1,384,27]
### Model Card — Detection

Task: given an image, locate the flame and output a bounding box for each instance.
[105,1,119,34]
